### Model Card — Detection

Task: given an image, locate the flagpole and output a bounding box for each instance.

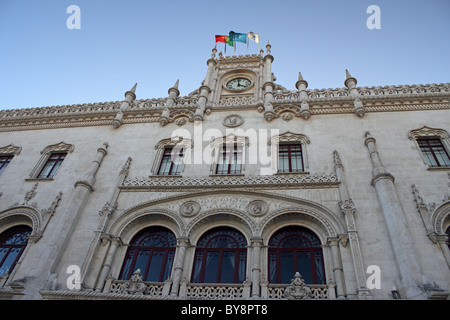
[247,36,249,54]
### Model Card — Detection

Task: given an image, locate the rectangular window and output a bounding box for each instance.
[0,156,13,175]
[278,143,304,173]
[417,138,450,167]
[157,147,184,176]
[216,143,243,175]
[37,153,66,179]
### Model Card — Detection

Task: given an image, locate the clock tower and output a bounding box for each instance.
[191,42,275,120]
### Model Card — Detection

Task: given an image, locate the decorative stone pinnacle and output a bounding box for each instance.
[296,71,308,90]
[344,69,357,87]
[125,83,137,100]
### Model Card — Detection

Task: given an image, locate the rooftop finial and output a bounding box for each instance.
[266,41,271,54]
[345,69,352,79]
[125,83,137,99]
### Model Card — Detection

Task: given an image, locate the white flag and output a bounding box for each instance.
[247,32,259,44]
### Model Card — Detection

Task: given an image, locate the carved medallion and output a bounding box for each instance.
[180,201,201,217]
[247,200,268,216]
[223,114,243,128]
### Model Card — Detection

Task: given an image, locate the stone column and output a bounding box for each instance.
[364,131,426,299]
[437,234,450,269]
[326,237,346,299]
[333,150,371,299]
[170,237,190,296]
[49,142,109,276]
[250,237,263,297]
[80,157,132,286]
[340,200,371,299]
[97,236,122,292]
[263,42,275,121]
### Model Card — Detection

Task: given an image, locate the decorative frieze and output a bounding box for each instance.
[121,173,339,190]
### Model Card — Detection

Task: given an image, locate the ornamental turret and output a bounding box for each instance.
[112,83,137,128]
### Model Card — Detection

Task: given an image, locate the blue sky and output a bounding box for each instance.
[0,0,449,110]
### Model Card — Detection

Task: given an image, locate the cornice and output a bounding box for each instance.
[0,83,448,132]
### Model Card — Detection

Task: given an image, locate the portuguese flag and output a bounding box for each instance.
[215,35,234,46]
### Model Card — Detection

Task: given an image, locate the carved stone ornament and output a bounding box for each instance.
[179,201,201,217]
[284,272,312,300]
[247,200,268,216]
[122,269,146,295]
[223,114,244,128]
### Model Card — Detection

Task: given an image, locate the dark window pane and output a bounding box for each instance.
[278,143,303,173]
[37,153,66,178]
[203,251,220,283]
[268,226,324,284]
[119,226,176,282]
[192,227,247,284]
[418,138,450,167]
[0,226,31,277]
[0,156,13,175]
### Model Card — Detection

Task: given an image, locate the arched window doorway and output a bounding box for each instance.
[268,226,325,284]
[192,227,247,284]
[0,225,31,277]
[119,226,176,282]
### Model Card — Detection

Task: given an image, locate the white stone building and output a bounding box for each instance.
[0,44,449,300]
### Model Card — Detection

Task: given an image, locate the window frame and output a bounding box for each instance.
[269,132,310,175]
[191,227,247,284]
[408,126,450,169]
[416,137,450,168]
[119,226,176,282]
[209,135,248,176]
[157,146,185,176]
[36,152,67,179]
[0,144,21,176]
[28,142,73,180]
[277,143,304,173]
[215,143,243,175]
[268,226,325,285]
[0,225,32,277]
[151,137,191,177]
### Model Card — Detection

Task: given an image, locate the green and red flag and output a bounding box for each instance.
[215,35,233,46]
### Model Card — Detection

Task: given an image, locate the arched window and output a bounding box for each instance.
[0,225,31,277]
[119,226,176,282]
[268,226,325,284]
[446,226,450,250]
[192,227,247,284]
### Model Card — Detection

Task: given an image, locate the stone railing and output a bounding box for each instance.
[180,282,250,299]
[105,278,170,297]
[263,283,332,300]
[102,270,335,300]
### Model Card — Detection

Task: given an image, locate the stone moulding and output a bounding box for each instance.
[0,83,448,132]
[121,173,340,190]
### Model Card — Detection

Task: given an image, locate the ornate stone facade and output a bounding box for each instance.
[0,45,449,301]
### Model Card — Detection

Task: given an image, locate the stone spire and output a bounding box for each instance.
[112,83,138,128]
[160,80,180,126]
[295,72,311,120]
[344,70,365,117]
[194,47,217,122]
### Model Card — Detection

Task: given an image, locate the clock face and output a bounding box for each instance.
[226,78,251,91]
